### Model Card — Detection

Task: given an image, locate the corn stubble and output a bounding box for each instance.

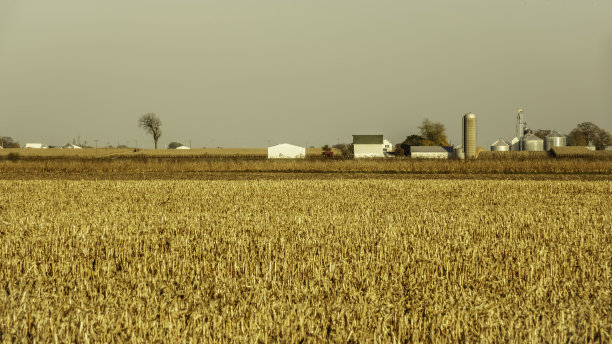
[0,180,610,342]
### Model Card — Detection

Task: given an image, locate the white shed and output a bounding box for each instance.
[176,145,191,149]
[454,145,464,159]
[25,143,48,149]
[410,146,454,159]
[268,143,305,159]
[353,135,384,158]
[510,137,520,151]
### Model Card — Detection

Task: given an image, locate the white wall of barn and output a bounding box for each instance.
[354,144,384,158]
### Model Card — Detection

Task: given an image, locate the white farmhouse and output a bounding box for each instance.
[382,139,393,153]
[176,145,190,150]
[268,143,305,159]
[410,146,454,159]
[353,135,384,158]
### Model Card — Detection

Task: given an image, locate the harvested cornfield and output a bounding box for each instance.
[1,157,611,178]
[0,179,610,342]
[477,150,550,160]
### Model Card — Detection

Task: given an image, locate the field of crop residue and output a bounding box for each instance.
[0,179,610,342]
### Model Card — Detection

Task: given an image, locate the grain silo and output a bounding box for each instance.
[544,130,566,151]
[462,113,477,159]
[521,133,544,151]
[490,139,509,151]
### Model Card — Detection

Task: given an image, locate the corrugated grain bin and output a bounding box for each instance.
[545,130,566,151]
[521,134,544,151]
[490,139,509,151]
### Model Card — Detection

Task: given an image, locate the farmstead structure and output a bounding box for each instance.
[353,135,384,158]
[24,143,48,149]
[410,146,454,159]
[267,143,306,159]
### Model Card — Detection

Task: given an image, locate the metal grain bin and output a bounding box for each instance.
[490,139,509,151]
[545,130,566,151]
[462,113,477,159]
[521,133,544,151]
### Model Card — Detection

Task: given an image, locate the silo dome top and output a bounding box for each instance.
[546,130,564,138]
[522,133,543,141]
[491,139,509,147]
[464,113,476,119]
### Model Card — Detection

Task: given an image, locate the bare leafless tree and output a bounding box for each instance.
[139,113,162,149]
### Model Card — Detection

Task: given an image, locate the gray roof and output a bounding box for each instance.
[546,130,565,138]
[522,133,543,142]
[411,146,454,153]
[491,139,509,147]
[352,135,383,144]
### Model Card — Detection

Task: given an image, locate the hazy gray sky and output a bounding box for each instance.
[1,0,611,148]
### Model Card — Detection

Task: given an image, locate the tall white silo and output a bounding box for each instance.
[462,113,477,159]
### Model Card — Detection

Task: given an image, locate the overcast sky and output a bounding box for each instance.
[1,0,611,148]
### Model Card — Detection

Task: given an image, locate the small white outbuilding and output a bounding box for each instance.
[25,143,48,149]
[410,146,454,159]
[176,145,191,150]
[267,143,305,159]
[510,137,520,151]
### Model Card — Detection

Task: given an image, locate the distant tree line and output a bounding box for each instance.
[1,137,20,148]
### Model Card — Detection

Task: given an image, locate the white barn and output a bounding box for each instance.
[410,146,454,159]
[268,143,305,159]
[353,135,384,158]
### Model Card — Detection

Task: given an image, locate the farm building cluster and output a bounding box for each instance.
[6,110,610,158]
